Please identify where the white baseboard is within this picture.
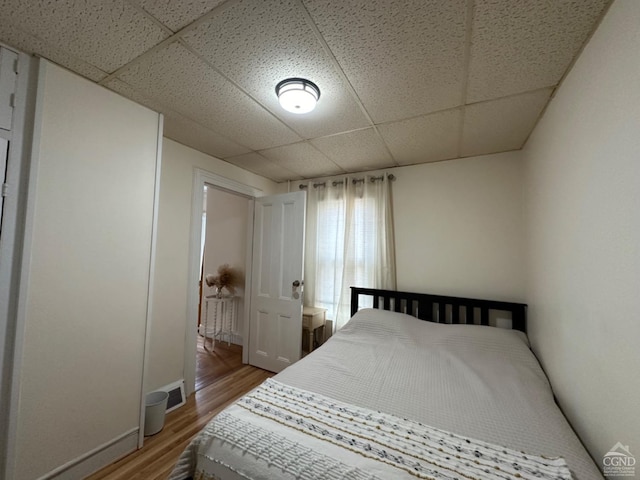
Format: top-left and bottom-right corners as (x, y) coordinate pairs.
(37, 428), (138, 480)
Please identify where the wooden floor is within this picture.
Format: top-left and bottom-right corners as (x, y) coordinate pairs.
(87, 336), (272, 480)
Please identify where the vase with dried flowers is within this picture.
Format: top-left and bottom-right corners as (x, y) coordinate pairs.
(205, 264), (241, 298)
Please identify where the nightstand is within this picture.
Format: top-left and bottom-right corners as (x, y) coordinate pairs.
(302, 306), (326, 355)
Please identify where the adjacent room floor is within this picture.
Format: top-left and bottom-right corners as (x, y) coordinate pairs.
(196, 334), (244, 392)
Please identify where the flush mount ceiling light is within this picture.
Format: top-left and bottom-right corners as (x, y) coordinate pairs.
(275, 78), (320, 114)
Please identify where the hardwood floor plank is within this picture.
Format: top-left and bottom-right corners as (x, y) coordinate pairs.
(86, 337), (272, 480)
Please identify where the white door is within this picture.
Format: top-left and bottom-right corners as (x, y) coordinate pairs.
(249, 191), (305, 372)
(0, 138), (7, 234)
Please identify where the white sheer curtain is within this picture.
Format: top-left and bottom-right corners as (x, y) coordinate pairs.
(304, 174), (396, 330)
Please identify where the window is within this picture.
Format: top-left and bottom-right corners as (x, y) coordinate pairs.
(304, 176), (396, 329)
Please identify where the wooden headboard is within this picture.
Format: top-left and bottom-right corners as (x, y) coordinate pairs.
(350, 287), (527, 332)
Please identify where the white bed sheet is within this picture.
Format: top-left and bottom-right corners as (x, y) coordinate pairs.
(173, 308), (603, 479)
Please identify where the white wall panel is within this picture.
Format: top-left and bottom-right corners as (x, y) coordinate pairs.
(523, 0), (640, 465)
(13, 60), (159, 480)
(392, 152), (525, 302)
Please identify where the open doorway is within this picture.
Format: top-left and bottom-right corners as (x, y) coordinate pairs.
(184, 169), (263, 397)
(196, 184), (252, 391)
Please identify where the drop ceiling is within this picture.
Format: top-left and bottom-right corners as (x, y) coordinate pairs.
(0, 0), (611, 182)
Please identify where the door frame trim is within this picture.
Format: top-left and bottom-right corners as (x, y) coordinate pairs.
(184, 168), (263, 396)
(138, 113), (164, 448)
(1, 50), (38, 480)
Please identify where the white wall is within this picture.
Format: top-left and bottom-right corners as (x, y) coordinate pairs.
(148, 139), (278, 391)
(522, 0), (640, 466)
(13, 61), (160, 479)
(201, 187), (250, 344)
(290, 151), (526, 304)
(393, 152), (525, 301)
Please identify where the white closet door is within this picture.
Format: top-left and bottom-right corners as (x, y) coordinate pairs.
(11, 60), (160, 480)
(0, 48), (18, 131)
(0, 137), (6, 233)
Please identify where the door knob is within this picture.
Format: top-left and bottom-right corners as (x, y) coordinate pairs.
(292, 280), (303, 299)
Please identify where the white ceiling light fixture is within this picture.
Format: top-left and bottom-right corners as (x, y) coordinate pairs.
(275, 78), (320, 114)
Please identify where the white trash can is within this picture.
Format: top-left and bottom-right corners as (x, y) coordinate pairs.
(144, 391), (169, 436)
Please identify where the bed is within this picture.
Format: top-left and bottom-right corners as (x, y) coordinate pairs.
(171, 287), (603, 480)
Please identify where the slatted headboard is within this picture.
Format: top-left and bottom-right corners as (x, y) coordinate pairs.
(350, 287), (527, 332)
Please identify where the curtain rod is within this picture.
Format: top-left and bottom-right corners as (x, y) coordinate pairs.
(299, 173), (395, 189)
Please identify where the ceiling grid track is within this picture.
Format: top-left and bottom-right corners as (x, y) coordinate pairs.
(457, 0), (476, 158)
(99, 0), (240, 85)
(176, 39), (303, 140)
(295, 0), (400, 167)
(123, 0), (175, 36)
(0, 0), (613, 181)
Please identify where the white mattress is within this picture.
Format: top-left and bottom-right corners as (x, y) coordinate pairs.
(172, 308), (603, 479)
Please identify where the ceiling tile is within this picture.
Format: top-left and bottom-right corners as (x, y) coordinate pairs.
(378, 109), (462, 165)
(162, 113), (251, 159)
(260, 142), (344, 179)
(105, 78), (251, 158)
(225, 152), (301, 183)
(117, 42), (301, 151)
(0, 0), (610, 180)
(462, 89), (553, 157)
(105, 77), (158, 108)
(135, 0), (227, 32)
(467, 0), (610, 102)
(1, 0), (169, 73)
(0, 22), (108, 82)
(303, 0), (468, 123)
(311, 128), (395, 172)
(180, 0), (370, 139)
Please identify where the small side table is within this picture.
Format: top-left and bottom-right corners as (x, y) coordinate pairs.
(302, 306), (326, 355)
(203, 295), (237, 352)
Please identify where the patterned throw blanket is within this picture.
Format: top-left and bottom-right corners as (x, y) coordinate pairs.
(170, 379), (572, 480)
